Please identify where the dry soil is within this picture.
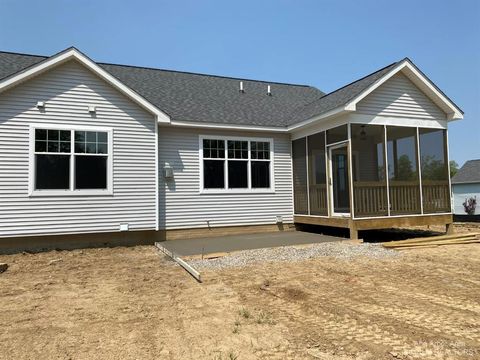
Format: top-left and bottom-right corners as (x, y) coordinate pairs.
(0, 224), (479, 359)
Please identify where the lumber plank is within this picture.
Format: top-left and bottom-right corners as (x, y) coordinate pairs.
(386, 238), (479, 247)
(396, 245), (440, 250)
(387, 239), (480, 249)
(382, 233), (478, 246)
(383, 236), (477, 247)
(155, 242), (202, 282)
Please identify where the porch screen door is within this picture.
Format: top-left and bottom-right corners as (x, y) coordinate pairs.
(330, 145), (350, 215)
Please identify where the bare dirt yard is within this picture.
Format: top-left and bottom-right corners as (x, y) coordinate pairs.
(1, 224), (479, 360)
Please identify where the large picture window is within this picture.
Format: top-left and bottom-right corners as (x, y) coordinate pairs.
(32, 127), (111, 194)
(201, 137), (273, 192)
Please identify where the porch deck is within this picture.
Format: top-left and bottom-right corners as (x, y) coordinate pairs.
(294, 213), (453, 240)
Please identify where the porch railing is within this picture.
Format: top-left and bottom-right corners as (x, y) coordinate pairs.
(353, 181), (430, 216)
(422, 180), (450, 213)
(388, 181), (422, 214)
(300, 181), (450, 217)
(309, 184), (328, 215)
(353, 182), (388, 217)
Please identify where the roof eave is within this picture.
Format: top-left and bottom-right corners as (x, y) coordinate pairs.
(168, 119), (289, 132)
(287, 106), (351, 132)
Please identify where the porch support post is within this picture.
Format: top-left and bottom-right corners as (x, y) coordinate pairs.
(446, 222), (454, 235)
(347, 124), (355, 218)
(348, 219), (359, 240)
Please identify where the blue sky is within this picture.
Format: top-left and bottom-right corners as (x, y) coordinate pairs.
(0, 0), (479, 166)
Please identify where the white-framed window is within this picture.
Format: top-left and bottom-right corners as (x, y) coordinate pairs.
(199, 135), (274, 193)
(29, 124), (113, 196)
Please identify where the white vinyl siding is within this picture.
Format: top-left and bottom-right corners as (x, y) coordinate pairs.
(0, 60), (157, 237)
(158, 127), (293, 229)
(357, 73), (447, 120)
(452, 183), (480, 215)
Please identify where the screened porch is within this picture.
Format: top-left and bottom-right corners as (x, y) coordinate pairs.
(292, 123), (451, 220)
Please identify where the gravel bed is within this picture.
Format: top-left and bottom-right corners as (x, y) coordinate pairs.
(188, 242), (400, 270)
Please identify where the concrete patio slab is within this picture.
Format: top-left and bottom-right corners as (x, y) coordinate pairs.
(159, 230), (344, 257)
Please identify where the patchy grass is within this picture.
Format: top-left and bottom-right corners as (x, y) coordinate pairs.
(238, 307), (251, 319)
(255, 311), (276, 325)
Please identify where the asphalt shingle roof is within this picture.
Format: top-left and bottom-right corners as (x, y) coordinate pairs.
(1, 50), (449, 127)
(0, 51), (326, 127)
(452, 160), (480, 184)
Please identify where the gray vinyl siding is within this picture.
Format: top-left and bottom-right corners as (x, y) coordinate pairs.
(0, 60), (157, 237)
(357, 73), (446, 120)
(158, 127), (293, 229)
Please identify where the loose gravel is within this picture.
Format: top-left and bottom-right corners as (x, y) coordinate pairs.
(188, 242), (400, 270)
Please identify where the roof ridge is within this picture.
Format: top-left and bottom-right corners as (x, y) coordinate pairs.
(99, 61), (318, 88)
(0, 49), (319, 89)
(0, 50), (47, 58)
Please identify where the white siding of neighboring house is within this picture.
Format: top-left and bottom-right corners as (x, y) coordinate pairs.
(357, 73), (447, 120)
(0, 60), (157, 237)
(452, 183), (480, 215)
(158, 127), (293, 229)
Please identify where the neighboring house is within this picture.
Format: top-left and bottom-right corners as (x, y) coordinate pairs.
(0, 47), (464, 248)
(452, 160), (480, 215)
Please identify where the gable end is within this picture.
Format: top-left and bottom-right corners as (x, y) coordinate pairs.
(356, 72), (447, 120)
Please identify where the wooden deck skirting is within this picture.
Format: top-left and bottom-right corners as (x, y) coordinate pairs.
(294, 213), (453, 240)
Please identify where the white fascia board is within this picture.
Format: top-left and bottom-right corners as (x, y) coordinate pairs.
(168, 119), (288, 132)
(0, 48), (171, 123)
(168, 106), (350, 134)
(286, 106), (349, 131)
(344, 60), (463, 121)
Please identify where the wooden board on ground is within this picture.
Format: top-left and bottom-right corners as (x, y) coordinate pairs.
(155, 242), (202, 282)
(383, 232), (479, 250)
(382, 233), (479, 247)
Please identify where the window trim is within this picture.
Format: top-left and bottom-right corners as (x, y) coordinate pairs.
(199, 135), (275, 194)
(29, 124), (113, 197)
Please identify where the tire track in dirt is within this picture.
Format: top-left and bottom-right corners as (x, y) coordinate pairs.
(379, 285), (480, 315)
(255, 285), (453, 359)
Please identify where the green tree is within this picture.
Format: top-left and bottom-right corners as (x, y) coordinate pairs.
(396, 155), (415, 180)
(449, 160), (459, 178)
(421, 155), (447, 180)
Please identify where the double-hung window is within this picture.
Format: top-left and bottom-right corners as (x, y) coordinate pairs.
(201, 136), (273, 192)
(31, 126), (112, 195)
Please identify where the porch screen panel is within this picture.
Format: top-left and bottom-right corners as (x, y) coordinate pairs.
(351, 125), (388, 217)
(307, 132), (327, 215)
(292, 138), (308, 214)
(419, 128), (450, 213)
(387, 126), (421, 215)
(326, 125), (348, 144)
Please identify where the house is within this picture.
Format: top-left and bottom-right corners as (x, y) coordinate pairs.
(0, 47), (463, 249)
(452, 159), (480, 216)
